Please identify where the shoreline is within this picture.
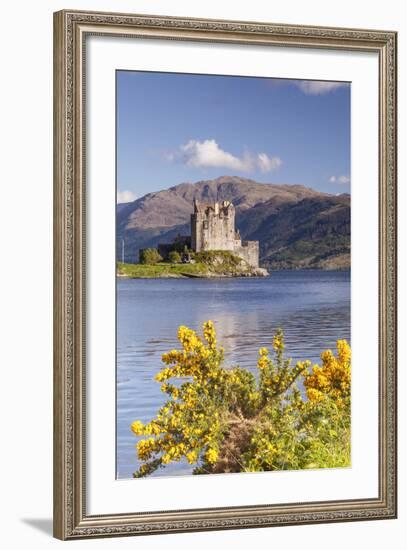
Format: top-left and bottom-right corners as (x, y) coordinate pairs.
(116, 260), (268, 279)
(117, 265), (350, 280)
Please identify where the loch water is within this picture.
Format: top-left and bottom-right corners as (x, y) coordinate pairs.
(116, 270), (350, 479)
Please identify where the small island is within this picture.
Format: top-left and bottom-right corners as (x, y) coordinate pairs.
(117, 250), (268, 279)
(118, 199), (269, 279)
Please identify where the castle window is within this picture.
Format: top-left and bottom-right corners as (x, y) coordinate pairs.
(203, 221), (209, 229)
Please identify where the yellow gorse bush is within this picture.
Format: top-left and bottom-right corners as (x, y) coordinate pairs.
(304, 339), (351, 406)
(131, 321), (351, 477)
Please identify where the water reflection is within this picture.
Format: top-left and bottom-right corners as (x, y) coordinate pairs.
(116, 271), (350, 479)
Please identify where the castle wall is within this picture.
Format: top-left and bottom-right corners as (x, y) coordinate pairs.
(203, 210), (235, 251)
(234, 241), (259, 269)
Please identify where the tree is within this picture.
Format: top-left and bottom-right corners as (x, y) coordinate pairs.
(168, 250), (181, 264)
(131, 322), (351, 477)
(139, 248), (162, 265)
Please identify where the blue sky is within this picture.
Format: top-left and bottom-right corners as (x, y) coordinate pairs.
(116, 71), (350, 203)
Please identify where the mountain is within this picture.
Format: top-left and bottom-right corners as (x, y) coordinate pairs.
(117, 176), (350, 270)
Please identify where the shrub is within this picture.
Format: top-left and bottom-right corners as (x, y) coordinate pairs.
(139, 248), (163, 265)
(195, 250), (242, 267)
(131, 322), (351, 477)
(168, 250), (182, 264)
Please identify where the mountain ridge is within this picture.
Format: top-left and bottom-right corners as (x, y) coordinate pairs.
(116, 176), (350, 270)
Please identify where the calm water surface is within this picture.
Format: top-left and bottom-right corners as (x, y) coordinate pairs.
(116, 271), (350, 479)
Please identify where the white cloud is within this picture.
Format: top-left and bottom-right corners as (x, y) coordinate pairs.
(117, 190), (137, 203)
(257, 152), (282, 173)
(296, 81), (347, 95)
(329, 175), (350, 184)
(168, 139), (282, 174)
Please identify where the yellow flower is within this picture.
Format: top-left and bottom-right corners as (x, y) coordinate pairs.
(205, 448), (218, 464)
(155, 368), (173, 382)
(136, 437), (156, 460)
(304, 339), (351, 403)
(272, 331), (285, 353)
(257, 355), (270, 371)
(337, 339), (351, 366)
(186, 451), (198, 464)
(306, 388), (323, 402)
(203, 320), (217, 349)
(130, 420), (144, 435)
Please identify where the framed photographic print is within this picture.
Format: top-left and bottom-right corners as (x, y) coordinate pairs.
(53, 9), (397, 540)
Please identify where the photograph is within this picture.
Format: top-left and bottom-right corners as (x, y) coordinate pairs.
(115, 70), (351, 480)
(52, 8), (397, 539)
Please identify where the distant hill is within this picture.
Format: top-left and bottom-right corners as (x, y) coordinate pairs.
(116, 202), (132, 214)
(116, 176), (350, 270)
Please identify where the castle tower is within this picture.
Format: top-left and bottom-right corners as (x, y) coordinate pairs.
(191, 199), (236, 252)
(190, 199), (259, 268)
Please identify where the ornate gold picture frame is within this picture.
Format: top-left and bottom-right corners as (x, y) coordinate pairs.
(53, 9), (397, 540)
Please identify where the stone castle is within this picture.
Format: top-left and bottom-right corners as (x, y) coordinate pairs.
(190, 199), (259, 268)
(156, 200), (259, 268)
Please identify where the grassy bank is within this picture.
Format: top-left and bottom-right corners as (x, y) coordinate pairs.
(117, 261), (208, 279)
(117, 251), (268, 279)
